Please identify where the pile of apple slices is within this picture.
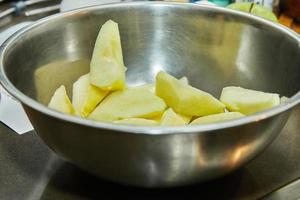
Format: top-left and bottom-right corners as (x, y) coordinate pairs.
(48, 20), (285, 126)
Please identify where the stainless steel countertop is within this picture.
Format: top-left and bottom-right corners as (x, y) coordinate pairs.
(1, 1), (300, 199)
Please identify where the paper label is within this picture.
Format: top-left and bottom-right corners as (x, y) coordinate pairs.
(0, 85), (33, 134)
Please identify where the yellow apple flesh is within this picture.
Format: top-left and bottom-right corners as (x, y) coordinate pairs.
(90, 20), (126, 91)
(156, 71), (225, 116)
(160, 108), (191, 126)
(89, 88), (167, 122)
(48, 85), (75, 114)
(113, 118), (159, 126)
(220, 86), (280, 115)
(191, 112), (244, 125)
(72, 74), (108, 117)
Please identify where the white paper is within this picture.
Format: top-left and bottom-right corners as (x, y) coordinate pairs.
(0, 86), (33, 134)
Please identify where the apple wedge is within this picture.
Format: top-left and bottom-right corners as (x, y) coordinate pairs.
(156, 71), (225, 116)
(180, 76), (189, 85)
(132, 76), (189, 94)
(113, 118), (159, 126)
(220, 86), (280, 115)
(133, 83), (155, 93)
(90, 20), (126, 91)
(48, 85), (75, 114)
(160, 108), (191, 126)
(72, 74), (108, 117)
(89, 88), (167, 122)
(191, 112), (245, 125)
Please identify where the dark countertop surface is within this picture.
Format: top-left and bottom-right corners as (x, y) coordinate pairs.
(0, 105), (300, 200)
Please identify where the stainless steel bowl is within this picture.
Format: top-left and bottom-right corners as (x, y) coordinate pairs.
(1, 2), (300, 187)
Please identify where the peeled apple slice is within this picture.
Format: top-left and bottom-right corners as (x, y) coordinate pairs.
(180, 76), (189, 85)
(48, 85), (74, 114)
(89, 88), (167, 122)
(156, 71), (225, 116)
(90, 20), (126, 91)
(113, 118), (159, 126)
(72, 74), (108, 117)
(220, 86), (280, 115)
(160, 108), (191, 126)
(191, 112), (245, 125)
(132, 76), (189, 94)
(151, 113), (163, 122)
(133, 83), (155, 93)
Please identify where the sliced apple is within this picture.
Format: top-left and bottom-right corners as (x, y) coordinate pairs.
(133, 83), (155, 93)
(114, 118), (159, 126)
(181, 114), (192, 123)
(151, 113), (164, 122)
(160, 108), (191, 126)
(220, 86), (280, 115)
(72, 74), (108, 117)
(191, 112), (245, 125)
(90, 20), (126, 91)
(131, 76), (189, 94)
(89, 88), (167, 122)
(156, 71), (225, 116)
(180, 76), (189, 85)
(48, 85), (74, 114)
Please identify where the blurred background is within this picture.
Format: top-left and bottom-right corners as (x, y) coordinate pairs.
(0, 0), (299, 33)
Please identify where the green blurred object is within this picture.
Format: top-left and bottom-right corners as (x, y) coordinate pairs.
(227, 3), (278, 22)
(228, 2), (252, 12)
(251, 4), (278, 22)
(208, 0), (230, 7)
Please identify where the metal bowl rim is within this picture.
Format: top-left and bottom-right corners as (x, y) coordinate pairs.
(1, 2), (300, 135)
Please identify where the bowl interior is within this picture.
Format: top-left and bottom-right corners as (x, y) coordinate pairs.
(3, 3), (300, 106)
